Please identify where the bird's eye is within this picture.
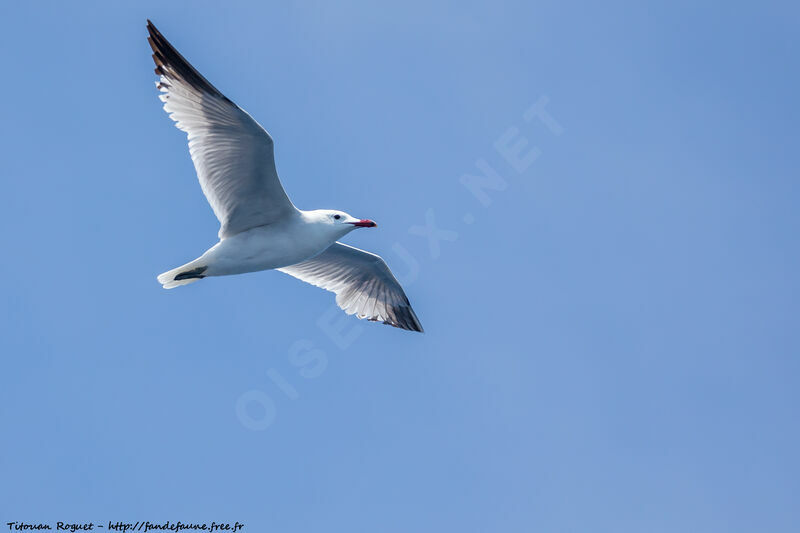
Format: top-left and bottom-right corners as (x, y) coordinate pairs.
(333, 214), (341, 220)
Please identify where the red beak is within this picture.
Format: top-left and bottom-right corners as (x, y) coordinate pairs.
(349, 219), (377, 228)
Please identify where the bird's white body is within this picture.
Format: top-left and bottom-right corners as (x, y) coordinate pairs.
(190, 212), (354, 276)
(201, 219), (324, 276)
(158, 210), (360, 286)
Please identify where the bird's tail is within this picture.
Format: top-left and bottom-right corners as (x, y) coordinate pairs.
(157, 260), (208, 289)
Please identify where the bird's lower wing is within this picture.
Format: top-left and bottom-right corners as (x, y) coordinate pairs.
(278, 243), (424, 332)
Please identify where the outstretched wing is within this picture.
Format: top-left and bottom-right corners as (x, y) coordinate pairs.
(278, 243), (424, 332)
(147, 20), (296, 238)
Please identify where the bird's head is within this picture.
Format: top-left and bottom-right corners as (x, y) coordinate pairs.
(312, 209), (377, 237)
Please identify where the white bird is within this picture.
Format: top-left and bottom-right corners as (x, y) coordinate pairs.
(147, 21), (423, 332)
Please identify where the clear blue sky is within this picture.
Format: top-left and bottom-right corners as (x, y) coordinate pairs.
(2, 1), (799, 531)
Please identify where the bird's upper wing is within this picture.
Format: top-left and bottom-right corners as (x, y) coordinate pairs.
(278, 243), (424, 332)
(147, 20), (296, 239)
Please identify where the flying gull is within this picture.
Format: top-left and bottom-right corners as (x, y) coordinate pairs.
(146, 20), (423, 332)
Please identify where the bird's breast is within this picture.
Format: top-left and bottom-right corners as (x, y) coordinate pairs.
(204, 222), (335, 276)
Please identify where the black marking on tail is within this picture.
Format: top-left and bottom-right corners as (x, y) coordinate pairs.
(174, 266), (207, 281)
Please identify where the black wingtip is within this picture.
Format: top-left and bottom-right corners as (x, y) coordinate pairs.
(145, 19), (227, 100)
(382, 305), (424, 332)
(411, 307), (424, 332)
